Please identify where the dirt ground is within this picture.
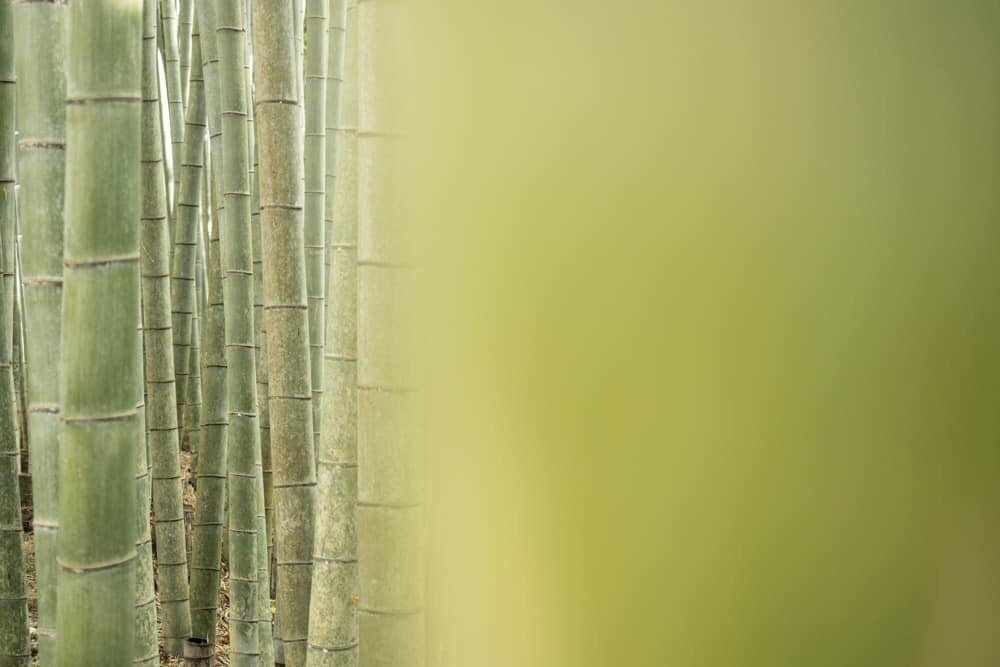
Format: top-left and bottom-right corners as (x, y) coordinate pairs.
(23, 451), (232, 666)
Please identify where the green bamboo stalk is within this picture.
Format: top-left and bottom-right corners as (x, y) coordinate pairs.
(178, 0), (194, 109)
(133, 294), (158, 667)
(243, 7), (277, 663)
(357, 0), (424, 664)
(322, 0), (344, 370)
(304, 0), (330, 468)
(186, 248), (204, 463)
(160, 0), (184, 218)
(170, 14), (206, 457)
(10, 1), (65, 663)
(307, 1), (358, 665)
(141, 0), (193, 656)
(189, 142), (228, 644)
(216, 0), (261, 663)
(0, 3), (29, 663)
(57, 1), (142, 664)
(253, 2), (317, 665)
(189, 3), (228, 645)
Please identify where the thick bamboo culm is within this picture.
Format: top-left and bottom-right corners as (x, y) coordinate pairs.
(356, 0), (425, 664)
(183, 637), (214, 667)
(307, 0), (359, 665)
(56, 1), (142, 664)
(0, 3), (30, 664)
(140, 0), (192, 656)
(9, 0), (64, 663)
(253, 1), (318, 665)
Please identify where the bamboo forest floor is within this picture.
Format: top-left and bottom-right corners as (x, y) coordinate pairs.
(21, 451), (232, 666)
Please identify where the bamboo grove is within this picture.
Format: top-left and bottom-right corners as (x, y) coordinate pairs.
(0, 0), (419, 665)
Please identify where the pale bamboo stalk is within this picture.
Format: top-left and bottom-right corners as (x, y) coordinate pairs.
(178, 0), (194, 109)
(216, 0), (262, 663)
(306, 1), (358, 665)
(141, 0), (193, 656)
(304, 0), (330, 468)
(357, 0), (424, 664)
(0, 3), (29, 663)
(253, 1), (317, 665)
(133, 294), (158, 667)
(57, 1), (142, 663)
(10, 1), (65, 663)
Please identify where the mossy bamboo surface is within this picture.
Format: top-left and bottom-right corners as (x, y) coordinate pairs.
(189, 6), (229, 644)
(57, 1), (142, 664)
(132, 299), (158, 667)
(0, 3), (30, 663)
(141, 0), (192, 655)
(216, 0), (262, 663)
(253, 1), (318, 664)
(178, 0), (194, 109)
(307, 1), (358, 665)
(304, 0), (330, 468)
(10, 1), (64, 663)
(356, 0), (424, 664)
(170, 18), (206, 453)
(160, 0), (184, 217)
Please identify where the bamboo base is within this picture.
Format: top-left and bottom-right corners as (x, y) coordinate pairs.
(184, 637), (214, 666)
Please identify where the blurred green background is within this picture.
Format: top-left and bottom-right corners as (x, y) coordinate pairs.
(399, 2), (1000, 665)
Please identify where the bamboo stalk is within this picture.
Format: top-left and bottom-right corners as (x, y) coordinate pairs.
(170, 12), (207, 460)
(9, 1), (65, 663)
(216, 0), (262, 663)
(304, 0), (331, 471)
(141, 0), (193, 655)
(253, 2), (317, 665)
(189, 6), (229, 645)
(57, 1), (142, 663)
(160, 0), (185, 219)
(178, 0), (194, 109)
(0, 3), (29, 664)
(306, 1), (359, 665)
(356, 0), (424, 663)
(133, 291), (159, 667)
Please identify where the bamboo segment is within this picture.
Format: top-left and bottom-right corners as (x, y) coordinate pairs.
(133, 296), (159, 667)
(189, 141), (228, 643)
(57, 1), (142, 664)
(191, 2), (229, 642)
(178, 0), (194, 109)
(141, 0), (193, 656)
(171, 16), (207, 458)
(184, 637), (214, 667)
(243, 9), (277, 663)
(323, 0), (345, 365)
(0, 3), (29, 664)
(253, 2), (318, 665)
(10, 1), (64, 663)
(356, 0), (424, 665)
(216, 0), (262, 663)
(307, 1), (359, 665)
(160, 0), (185, 217)
(305, 0), (331, 468)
